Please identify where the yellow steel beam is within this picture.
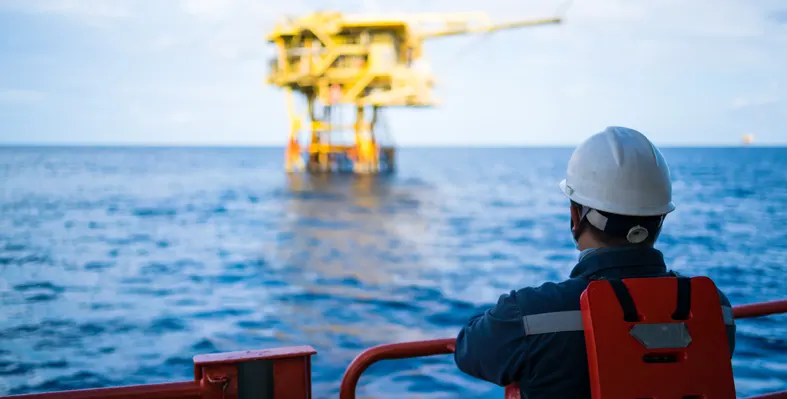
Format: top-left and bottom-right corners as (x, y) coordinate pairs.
(420, 17), (561, 39)
(342, 70), (375, 102)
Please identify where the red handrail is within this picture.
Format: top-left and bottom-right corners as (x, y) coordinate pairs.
(339, 299), (787, 399)
(339, 339), (456, 399)
(734, 299), (787, 319)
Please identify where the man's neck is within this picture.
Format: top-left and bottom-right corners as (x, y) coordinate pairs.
(578, 247), (598, 261)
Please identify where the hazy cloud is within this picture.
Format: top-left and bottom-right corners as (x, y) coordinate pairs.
(770, 9), (787, 24)
(731, 96), (780, 110)
(0, 89), (47, 104)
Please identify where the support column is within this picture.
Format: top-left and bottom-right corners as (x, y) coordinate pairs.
(284, 88), (304, 173)
(353, 105), (378, 174)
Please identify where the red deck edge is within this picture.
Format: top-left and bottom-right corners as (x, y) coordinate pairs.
(1, 382), (200, 399)
(193, 345), (317, 365)
(192, 345), (317, 380)
(746, 392), (787, 399)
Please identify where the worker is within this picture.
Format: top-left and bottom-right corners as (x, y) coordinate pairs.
(453, 126), (736, 398)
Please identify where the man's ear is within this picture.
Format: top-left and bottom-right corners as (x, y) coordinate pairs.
(570, 205), (580, 234)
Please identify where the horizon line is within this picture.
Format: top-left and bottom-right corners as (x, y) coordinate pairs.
(0, 143), (784, 149)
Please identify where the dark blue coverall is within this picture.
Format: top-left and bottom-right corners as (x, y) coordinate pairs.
(454, 246), (736, 399)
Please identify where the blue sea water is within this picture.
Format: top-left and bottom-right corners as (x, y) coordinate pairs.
(0, 146), (786, 398)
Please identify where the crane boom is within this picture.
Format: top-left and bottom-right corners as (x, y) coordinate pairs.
(341, 12), (562, 39)
(420, 17), (562, 39)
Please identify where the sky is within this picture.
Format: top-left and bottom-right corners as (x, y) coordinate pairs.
(0, 0), (786, 146)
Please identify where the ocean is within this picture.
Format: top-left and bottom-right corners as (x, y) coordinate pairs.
(1, 146), (785, 398)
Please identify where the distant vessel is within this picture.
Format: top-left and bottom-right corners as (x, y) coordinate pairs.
(742, 134), (755, 145)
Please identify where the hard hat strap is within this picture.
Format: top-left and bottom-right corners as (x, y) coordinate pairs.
(586, 208), (649, 244)
(579, 205), (665, 244)
(586, 209), (608, 231)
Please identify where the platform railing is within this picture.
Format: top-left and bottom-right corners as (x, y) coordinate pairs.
(3, 300), (786, 399)
(339, 299), (787, 399)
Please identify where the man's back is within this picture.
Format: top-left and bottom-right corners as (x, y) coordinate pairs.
(453, 246), (736, 399)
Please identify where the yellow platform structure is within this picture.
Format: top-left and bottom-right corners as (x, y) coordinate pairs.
(266, 11), (561, 174)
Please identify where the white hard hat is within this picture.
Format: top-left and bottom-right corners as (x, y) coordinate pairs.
(559, 126), (675, 216)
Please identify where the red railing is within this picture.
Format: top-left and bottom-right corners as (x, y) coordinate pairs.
(339, 339), (457, 399)
(339, 299), (787, 399)
(2, 300), (786, 399)
(733, 299), (787, 319)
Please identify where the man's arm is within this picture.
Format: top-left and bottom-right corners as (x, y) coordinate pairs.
(454, 290), (528, 386)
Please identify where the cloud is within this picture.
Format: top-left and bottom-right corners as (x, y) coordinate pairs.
(1, 0), (786, 145)
(731, 96), (780, 110)
(127, 105), (196, 128)
(0, 0), (133, 20)
(165, 111), (194, 126)
(771, 9), (787, 24)
(0, 89), (47, 104)
(38, 0), (130, 18)
(730, 81), (783, 110)
(6, 0), (785, 59)
(150, 36), (179, 51)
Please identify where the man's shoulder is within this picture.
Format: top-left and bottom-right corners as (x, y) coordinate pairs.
(513, 277), (590, 316)
(669, 271), (733, 307)
(511, 272), (733, 315)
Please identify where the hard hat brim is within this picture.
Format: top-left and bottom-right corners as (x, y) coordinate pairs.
(559, 179), (676, 217)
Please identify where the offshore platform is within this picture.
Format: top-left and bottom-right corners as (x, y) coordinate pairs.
(266, 11), (562, 174)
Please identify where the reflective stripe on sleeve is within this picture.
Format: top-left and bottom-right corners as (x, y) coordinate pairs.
(522, 305), (735, 336)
